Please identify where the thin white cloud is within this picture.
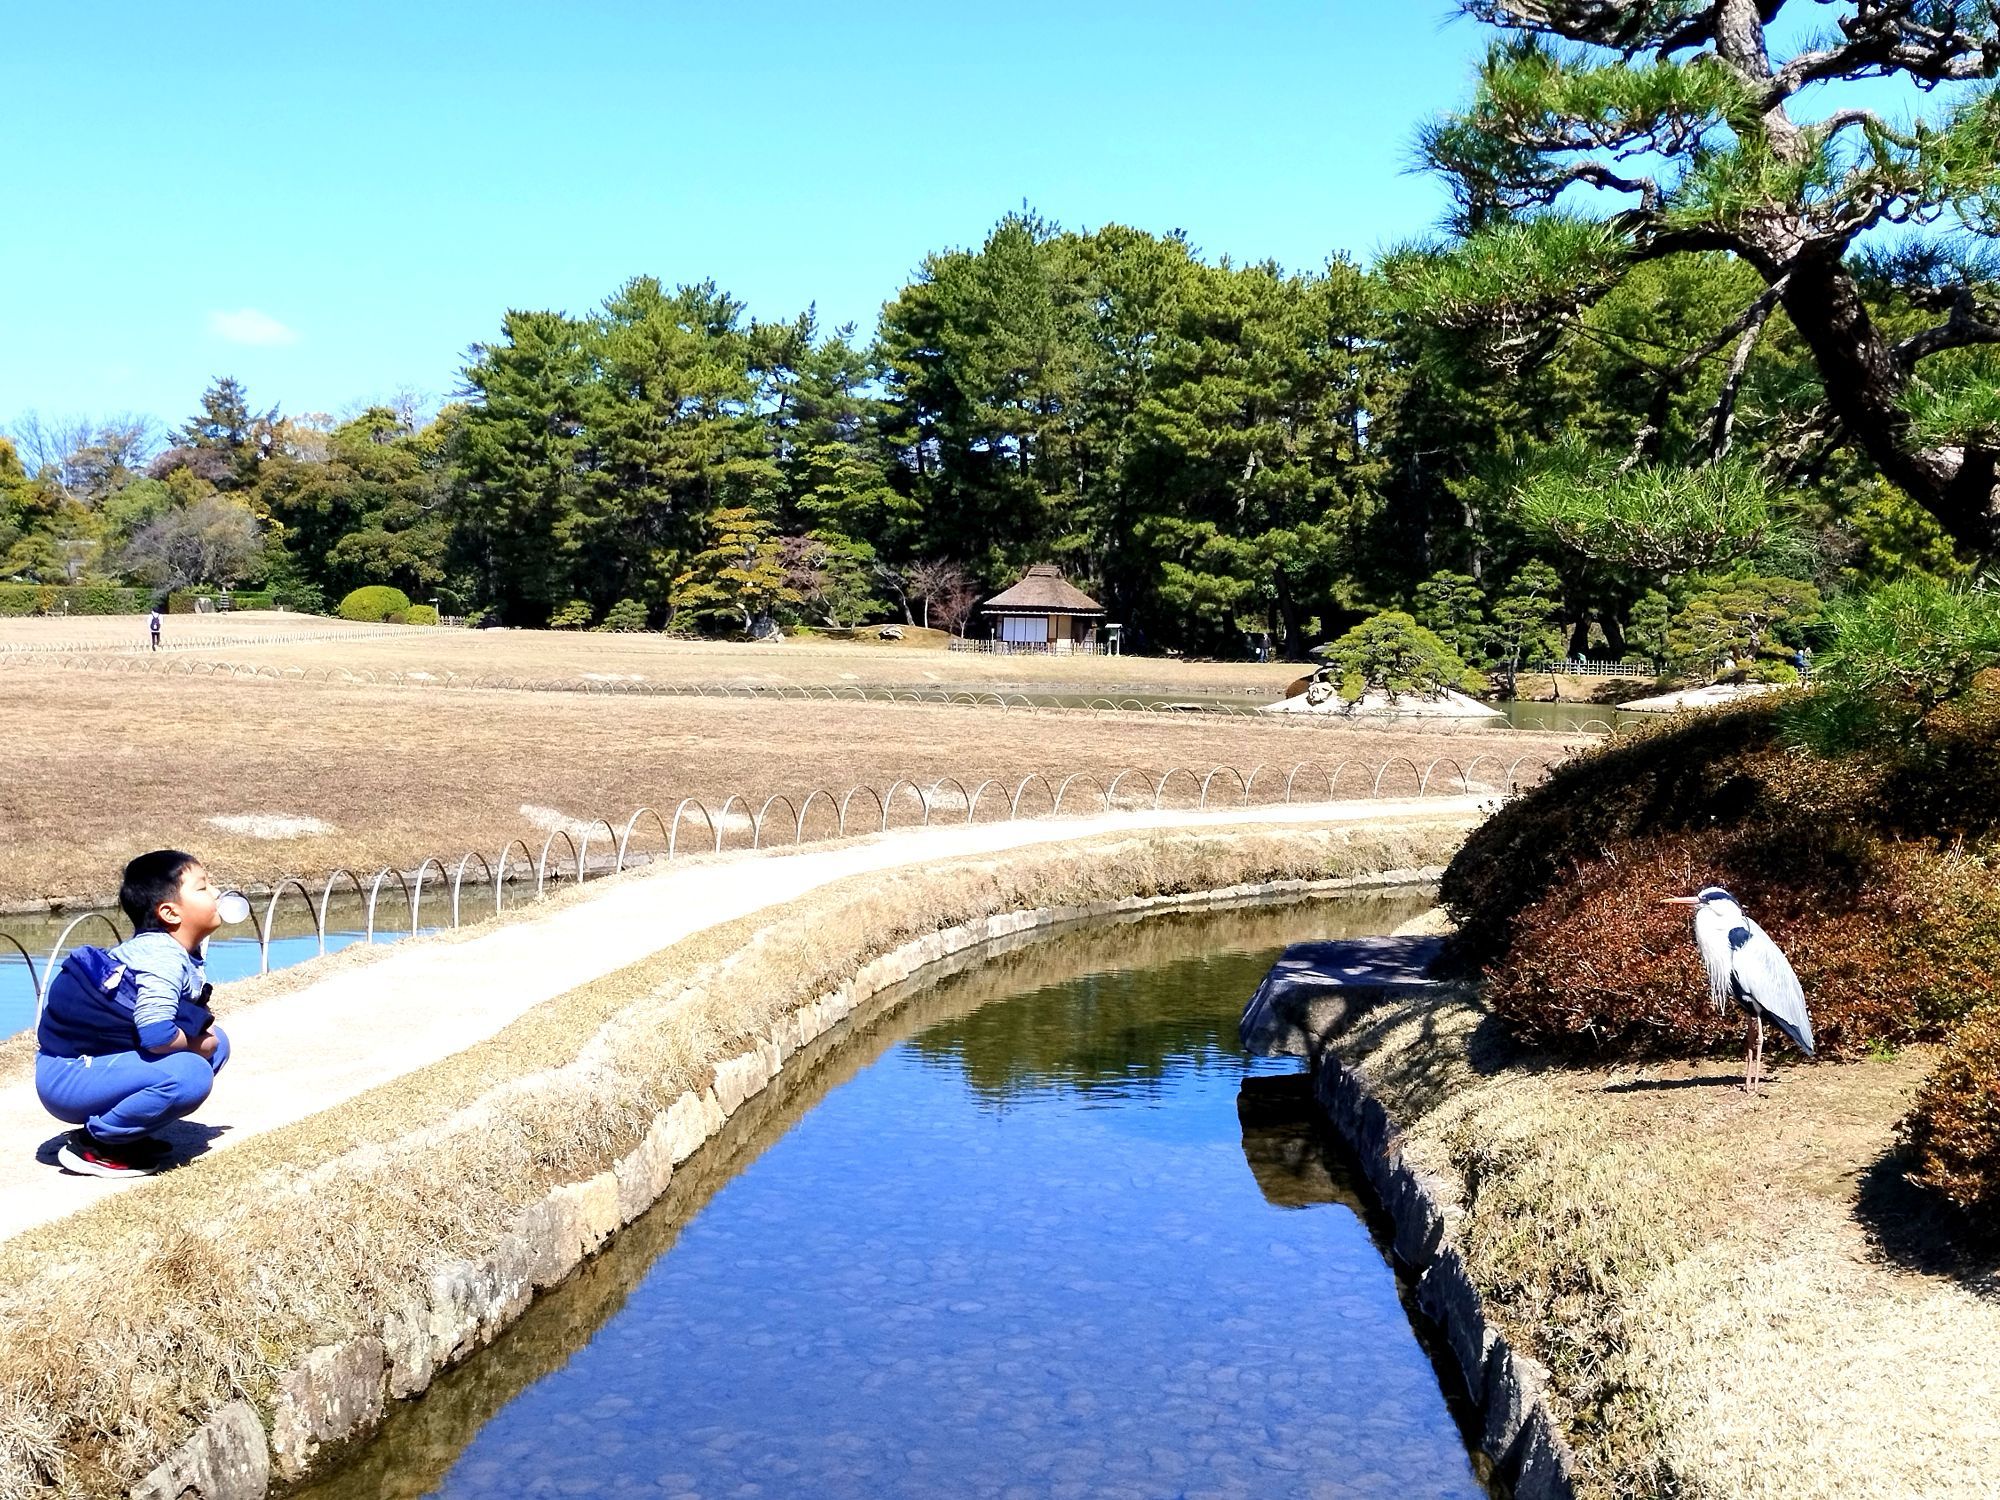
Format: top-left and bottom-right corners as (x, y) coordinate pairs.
(208, 308), (300, 347)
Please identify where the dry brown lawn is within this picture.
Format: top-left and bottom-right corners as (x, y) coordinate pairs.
(1347, 990), (2000, 1500)
(0, 661), (1573, 908)
(2, 612), (1302, 694)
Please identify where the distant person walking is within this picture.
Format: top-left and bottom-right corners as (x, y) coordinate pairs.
(148, 609), (162, 651)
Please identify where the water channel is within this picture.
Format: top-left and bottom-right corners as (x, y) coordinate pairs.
(295, 893), (1488, 1500)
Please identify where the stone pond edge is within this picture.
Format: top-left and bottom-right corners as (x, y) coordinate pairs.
(133, 863), (1453, 1499)
(1311, 1045), (1580, 1500)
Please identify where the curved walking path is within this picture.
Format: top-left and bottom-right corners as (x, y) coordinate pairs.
(0, 796), (1484, 1246)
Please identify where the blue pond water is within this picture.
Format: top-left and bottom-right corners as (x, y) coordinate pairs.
(298, 898), (1486, 1500)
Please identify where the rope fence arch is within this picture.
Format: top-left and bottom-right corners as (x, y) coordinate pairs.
(1010, 773), (1056, 820)
(452, 851), (496, 926)
(409, 855), (452, 933)
(258, 879), (323, 972)
(1, 935), (40, 1018)
(1200, 765), (1249, 809)
(366, 867), (414, 942)
(572, 819), (621, 884)
(879, 779), (932, 830)
(1153, 767), (1201, 810)
(615, 808), (672, 873)
(492, 840), (536, 910)
(793, 787), (841, 843)
(43, 913), (126, 1018)
(713, 793), (757, 850)
(1371, 757), (1424, 797)
(536, 829), (581, 896)
(752, 794), (799, 849)
(5, 750), (1575, 1014)
(667, 798), (718, 859)
(925, 777), (973, 824)
(1052, 771), (1109, 816)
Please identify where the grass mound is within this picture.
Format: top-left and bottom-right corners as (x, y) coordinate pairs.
(1440, 689), (2000, 1229)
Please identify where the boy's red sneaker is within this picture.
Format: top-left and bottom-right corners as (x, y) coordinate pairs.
(56, 1129), (160, 1178)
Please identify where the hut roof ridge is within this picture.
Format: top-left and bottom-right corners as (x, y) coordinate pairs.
(982, 563), (1103, 614)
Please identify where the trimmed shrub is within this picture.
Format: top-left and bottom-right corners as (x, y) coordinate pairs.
(0, 583), (150, 616)
(548, 599), (593, 630)
(403, 604), (438, 626)
(166, 589), (274, 613)
(270, 580), (326, 614)
(1482, 830), (2000, 1058)
(1904, 1006), (2000, 1229)
(1444, 691), (2000, 1059)
(337, 585), (413, 622)
(599, 598), (649, 632)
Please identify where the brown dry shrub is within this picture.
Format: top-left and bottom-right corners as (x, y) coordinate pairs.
(1484, 830), (2000, 1059)
(1904, 1005), (2000, 1228)
(1441, 688), (2000, 976)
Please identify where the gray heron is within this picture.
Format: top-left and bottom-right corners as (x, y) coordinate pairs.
(1662, 885), (1814, 1092)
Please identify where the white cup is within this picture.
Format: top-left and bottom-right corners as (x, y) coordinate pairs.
(217, 891), (252, 925)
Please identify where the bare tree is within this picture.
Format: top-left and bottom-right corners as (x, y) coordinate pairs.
(904, 558), (975, 630)
(4, 411), (158, 504)
(121, 497), (266, 591)
(932, 579), (979, 636)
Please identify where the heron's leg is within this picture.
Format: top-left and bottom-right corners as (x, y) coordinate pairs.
(1743, 1020), (1756, 1093)
(1754, 1015), (1766, 1092)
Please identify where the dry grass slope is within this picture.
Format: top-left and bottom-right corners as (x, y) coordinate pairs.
(1343, 991), (2000, 1500)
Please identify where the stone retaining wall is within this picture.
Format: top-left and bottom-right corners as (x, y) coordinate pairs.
(1310, 1040), (1578, 1500)
(133, 867), (1447, 1499)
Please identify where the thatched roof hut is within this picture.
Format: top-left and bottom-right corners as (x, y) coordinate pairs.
(978, 564), (1106, 650)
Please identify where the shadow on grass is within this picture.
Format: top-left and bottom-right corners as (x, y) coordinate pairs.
(1853, 1147), (2000, 1293)
(1600, 1072), (1751, 1093)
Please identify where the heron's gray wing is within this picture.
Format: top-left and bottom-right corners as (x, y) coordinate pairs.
(1691, 905), (1735, 1011)
(1734, 917), (1813, 1056)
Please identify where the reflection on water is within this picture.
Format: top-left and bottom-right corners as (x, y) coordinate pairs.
(296, 892), (1485, 1500)
(1496, 697), (1644, 734)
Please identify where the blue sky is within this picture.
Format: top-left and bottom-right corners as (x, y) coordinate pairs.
(1, 2), (1495, 430)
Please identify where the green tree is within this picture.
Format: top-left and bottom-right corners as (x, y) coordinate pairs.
(257, 407), (451, 602)
(672, 506), (801, 633)
(1626, 588), (1674, 668)
(1322, 611), (1480, 701)
(1412, 1), (2000, 552)
(1414, 570), (1491, 664)
(452, 309), (597, 622)
(1488, 559), (1567, 683)
(1667, 574), (1822, 672)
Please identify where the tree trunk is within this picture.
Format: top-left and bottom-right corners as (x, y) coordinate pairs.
(1779, 253), (2000, 552)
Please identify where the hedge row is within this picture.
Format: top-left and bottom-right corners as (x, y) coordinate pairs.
(166, 590), (275, 614)
(0, 584), (154, 616)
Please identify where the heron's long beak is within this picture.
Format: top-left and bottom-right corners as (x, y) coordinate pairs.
(1660, 895), (1701, 905)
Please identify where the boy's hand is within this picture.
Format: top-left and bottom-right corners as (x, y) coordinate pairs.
(194, 1030), (220, 1060)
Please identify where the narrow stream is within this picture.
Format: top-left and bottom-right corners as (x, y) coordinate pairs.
(294, 894), (1487, 1500)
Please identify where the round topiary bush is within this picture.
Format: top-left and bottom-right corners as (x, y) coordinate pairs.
(337, 585), (413, 623)
(404, 604), (438, 626)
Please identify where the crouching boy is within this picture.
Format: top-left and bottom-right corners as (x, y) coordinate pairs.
(36, 850), (231, 1177)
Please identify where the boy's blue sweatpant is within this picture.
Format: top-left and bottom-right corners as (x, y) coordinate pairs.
(35, 1030), (230, 1142)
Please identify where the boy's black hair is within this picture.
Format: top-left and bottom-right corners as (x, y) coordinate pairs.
(119, 850), (201, 932)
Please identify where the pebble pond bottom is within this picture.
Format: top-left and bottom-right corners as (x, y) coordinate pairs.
(298, 895), (1486, 1500)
